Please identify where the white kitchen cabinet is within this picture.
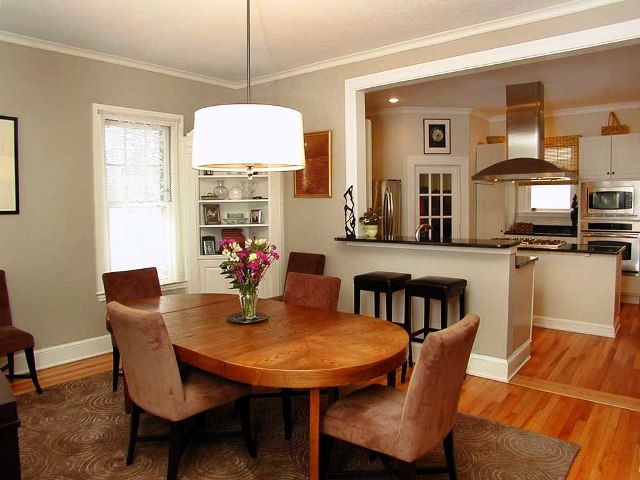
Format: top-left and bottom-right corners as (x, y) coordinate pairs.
(198, 259), (230, 293)
(580, 134), (640, 180)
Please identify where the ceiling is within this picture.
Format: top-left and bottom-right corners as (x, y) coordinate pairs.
(365, 43), (640, 115)
(0, 0), (614, 86)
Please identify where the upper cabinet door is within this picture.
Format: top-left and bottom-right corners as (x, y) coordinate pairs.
(579, 136), (611, 180)
(611, 134), (640, 179)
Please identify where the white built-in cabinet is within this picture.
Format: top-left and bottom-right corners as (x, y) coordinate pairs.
(579, 134), (640, 180)
(182, 131), (284, 297)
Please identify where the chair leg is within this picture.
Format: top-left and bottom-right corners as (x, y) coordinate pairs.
(405, 292), (413, 366)
(126, 403), (141, 466)
(398, 460), (416, 480)
(319, 433), (334, 479)
(459, 292), (466, 320)
(24, 348), (42, 394)
(424, 297), (431, 331)
(443, 430), (457, 480)
(112, 346), (120, 392)
(7, 352), (15, 379)
(238, 396), (257, 458)
(281, 388), (293, 440)
(167, 419), (188, 480)
(353, 286), (361, 314)
(401, 361), (407, 384)
(386, 371), (396, 388)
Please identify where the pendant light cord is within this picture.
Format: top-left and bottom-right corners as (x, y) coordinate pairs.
(246, 0), (251, 104)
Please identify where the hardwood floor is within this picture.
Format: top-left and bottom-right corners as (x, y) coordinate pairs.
(9, 303), (640, 478)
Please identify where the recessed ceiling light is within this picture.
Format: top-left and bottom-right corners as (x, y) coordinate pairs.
(388, 97), (399, 104)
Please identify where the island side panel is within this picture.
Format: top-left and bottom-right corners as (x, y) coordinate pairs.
(507, 260), (535, 378)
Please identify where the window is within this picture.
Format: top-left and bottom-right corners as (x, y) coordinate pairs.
(530, 184), (571, 210)
(415, 166), (460, 240)
(93, 105), (184, 295)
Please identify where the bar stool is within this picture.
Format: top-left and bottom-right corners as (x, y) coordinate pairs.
(404, 276), (467, 366)
(354, 271), (411, 385)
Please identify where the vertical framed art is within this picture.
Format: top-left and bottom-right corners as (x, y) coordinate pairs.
(295, 130), (332, 197)
(423, 119), (451, 154)
(0, 116), (19, 214)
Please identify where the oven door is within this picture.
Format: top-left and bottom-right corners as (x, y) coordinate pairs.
(582, 232), (639, 272)
(586, 187), (634, 215)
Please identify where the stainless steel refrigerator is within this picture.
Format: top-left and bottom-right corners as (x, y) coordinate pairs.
(372, 179), (402, 237)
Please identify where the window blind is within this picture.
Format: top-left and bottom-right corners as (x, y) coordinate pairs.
(102, 118), (183, 285)
(519, 135), (580, 186)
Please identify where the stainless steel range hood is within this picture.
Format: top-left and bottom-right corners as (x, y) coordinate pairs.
(473, 82), (576, 183)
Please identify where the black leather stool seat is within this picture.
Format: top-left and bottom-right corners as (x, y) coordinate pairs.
(405, 276), (467, 297)
(354, 271), (412, 292)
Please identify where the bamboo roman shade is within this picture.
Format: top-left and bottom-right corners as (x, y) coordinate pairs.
(519, 135), (580, 186)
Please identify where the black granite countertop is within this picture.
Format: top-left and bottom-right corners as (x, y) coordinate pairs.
(515, 255), (539, 268)
(335, 236), (520, 249)
(518, 244), (625, 255)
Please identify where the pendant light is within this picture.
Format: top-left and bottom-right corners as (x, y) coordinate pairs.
(192, 0), (305, 177)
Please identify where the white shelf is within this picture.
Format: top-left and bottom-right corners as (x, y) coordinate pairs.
(199, 224), (269, 228)
(199, 174), (267, 179)
(199, 199), (269, 203)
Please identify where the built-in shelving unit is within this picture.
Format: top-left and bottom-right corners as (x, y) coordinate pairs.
(182, 131), (283, 296)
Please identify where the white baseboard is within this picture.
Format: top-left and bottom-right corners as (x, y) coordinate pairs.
(414, 339), (531, 383)
(8, 334), (112, 375)
(533, 315), (616, 338)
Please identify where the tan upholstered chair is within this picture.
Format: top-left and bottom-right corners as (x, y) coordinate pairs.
(106, 301), (256, 480)
(320, 313), (480, 480)
(102, 267), (161, 391)
(0, 270), (42, 394)
(271, 251), (326, 301)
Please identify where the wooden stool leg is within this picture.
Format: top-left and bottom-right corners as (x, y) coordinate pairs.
(424, 297), (430, 332)
(459, 291), (466, 320)
(405, 292), (413, 366)
(374, 291), (380, 318)
(441, 297), (448, 330)
(353, 286), (361, 314)
(385, 292), (393, 323)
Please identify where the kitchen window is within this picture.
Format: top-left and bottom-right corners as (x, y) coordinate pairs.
(93, 104), (185, 298)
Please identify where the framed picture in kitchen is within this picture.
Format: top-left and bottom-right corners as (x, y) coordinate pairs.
(423, 119), (451, 154)
(295, 130), (332, 198)
(203, 204), (221, 225)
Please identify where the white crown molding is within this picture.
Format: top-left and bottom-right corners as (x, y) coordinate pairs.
(0, 29), (239, 89)
(489, 100), (640, 122)
(0, 0), (624, 90)
(249, 0), (624, 87)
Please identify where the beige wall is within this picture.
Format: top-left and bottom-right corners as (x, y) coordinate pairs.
(252, 1), (640, 315)
(0, 41), (238, 349)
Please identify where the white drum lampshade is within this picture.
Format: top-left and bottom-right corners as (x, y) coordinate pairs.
(192, 104), (305, 172)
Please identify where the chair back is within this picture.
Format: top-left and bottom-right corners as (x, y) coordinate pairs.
(0, 271), (12, 327)
(286, 252), (326, 277)
(106, 301), (185, 420)
(398, 313), (479, 459)
(102, 267), (161, 303)
(282, 272), (341, 311)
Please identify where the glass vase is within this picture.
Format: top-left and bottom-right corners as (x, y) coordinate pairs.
(213, 180), (229, 200)
(238, 289), (258, 320)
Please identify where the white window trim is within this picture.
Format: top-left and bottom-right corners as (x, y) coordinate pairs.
(92, 103), (185, 299)
(517, 185), (574, 217)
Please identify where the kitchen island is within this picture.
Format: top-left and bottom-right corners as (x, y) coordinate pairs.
(335, 236), (534, 382)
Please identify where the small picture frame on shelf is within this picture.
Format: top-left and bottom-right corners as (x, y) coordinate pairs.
(250, 209), (262, 224)
(202, 236), (217, 255)
(203, 204), (221, 225)
(423, 119), (451, 154)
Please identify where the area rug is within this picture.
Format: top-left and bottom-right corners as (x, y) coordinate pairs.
(16, 372), (579, 479)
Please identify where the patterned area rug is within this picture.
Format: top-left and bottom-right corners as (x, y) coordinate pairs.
(16, 372), (579, 479)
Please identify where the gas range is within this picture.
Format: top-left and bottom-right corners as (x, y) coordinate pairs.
(494, 237), (567, 249)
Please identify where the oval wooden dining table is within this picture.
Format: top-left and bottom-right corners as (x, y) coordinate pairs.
(125, 293), (408, 480)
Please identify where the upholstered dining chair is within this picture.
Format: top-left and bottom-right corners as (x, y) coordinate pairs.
(106, 301), (256, 480)
(320, 313), (480, 480)
(271, 251), (326, 301)
(0, 270), (42, 394)
(102, 267), (161, 391)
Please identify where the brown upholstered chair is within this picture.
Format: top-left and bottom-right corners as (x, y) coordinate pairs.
(271, 251), (326, 301)
(320, 313), (480, 480)
(106, 301), (256, 480)
(282, 272), (341, 311)
(102, 267), (161, 391)
(0, 270), (42, 394)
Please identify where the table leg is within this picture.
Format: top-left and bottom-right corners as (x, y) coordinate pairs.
(309, 388), (321, 480)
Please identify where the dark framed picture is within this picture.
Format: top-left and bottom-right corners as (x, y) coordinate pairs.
(203, 204), (221, 225)
(423, 119), (451, 154)
(202, 235), (217, 255)
(250, 209), (262, 224)
(295, 130), (332, 197)
(0, 115), (19, 214)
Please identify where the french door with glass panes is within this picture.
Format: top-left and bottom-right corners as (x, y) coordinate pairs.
(415, 166), (459, 241)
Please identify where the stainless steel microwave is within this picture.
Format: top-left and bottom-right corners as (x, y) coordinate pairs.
(581, 181), (640, 216)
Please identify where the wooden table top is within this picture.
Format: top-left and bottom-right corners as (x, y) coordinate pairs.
(125, 293), (408, 389)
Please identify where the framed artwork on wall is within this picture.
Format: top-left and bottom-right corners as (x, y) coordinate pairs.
(294, 130), (332, 197)
(0, 116), (19, 214)
(423, 119), (451, 154)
